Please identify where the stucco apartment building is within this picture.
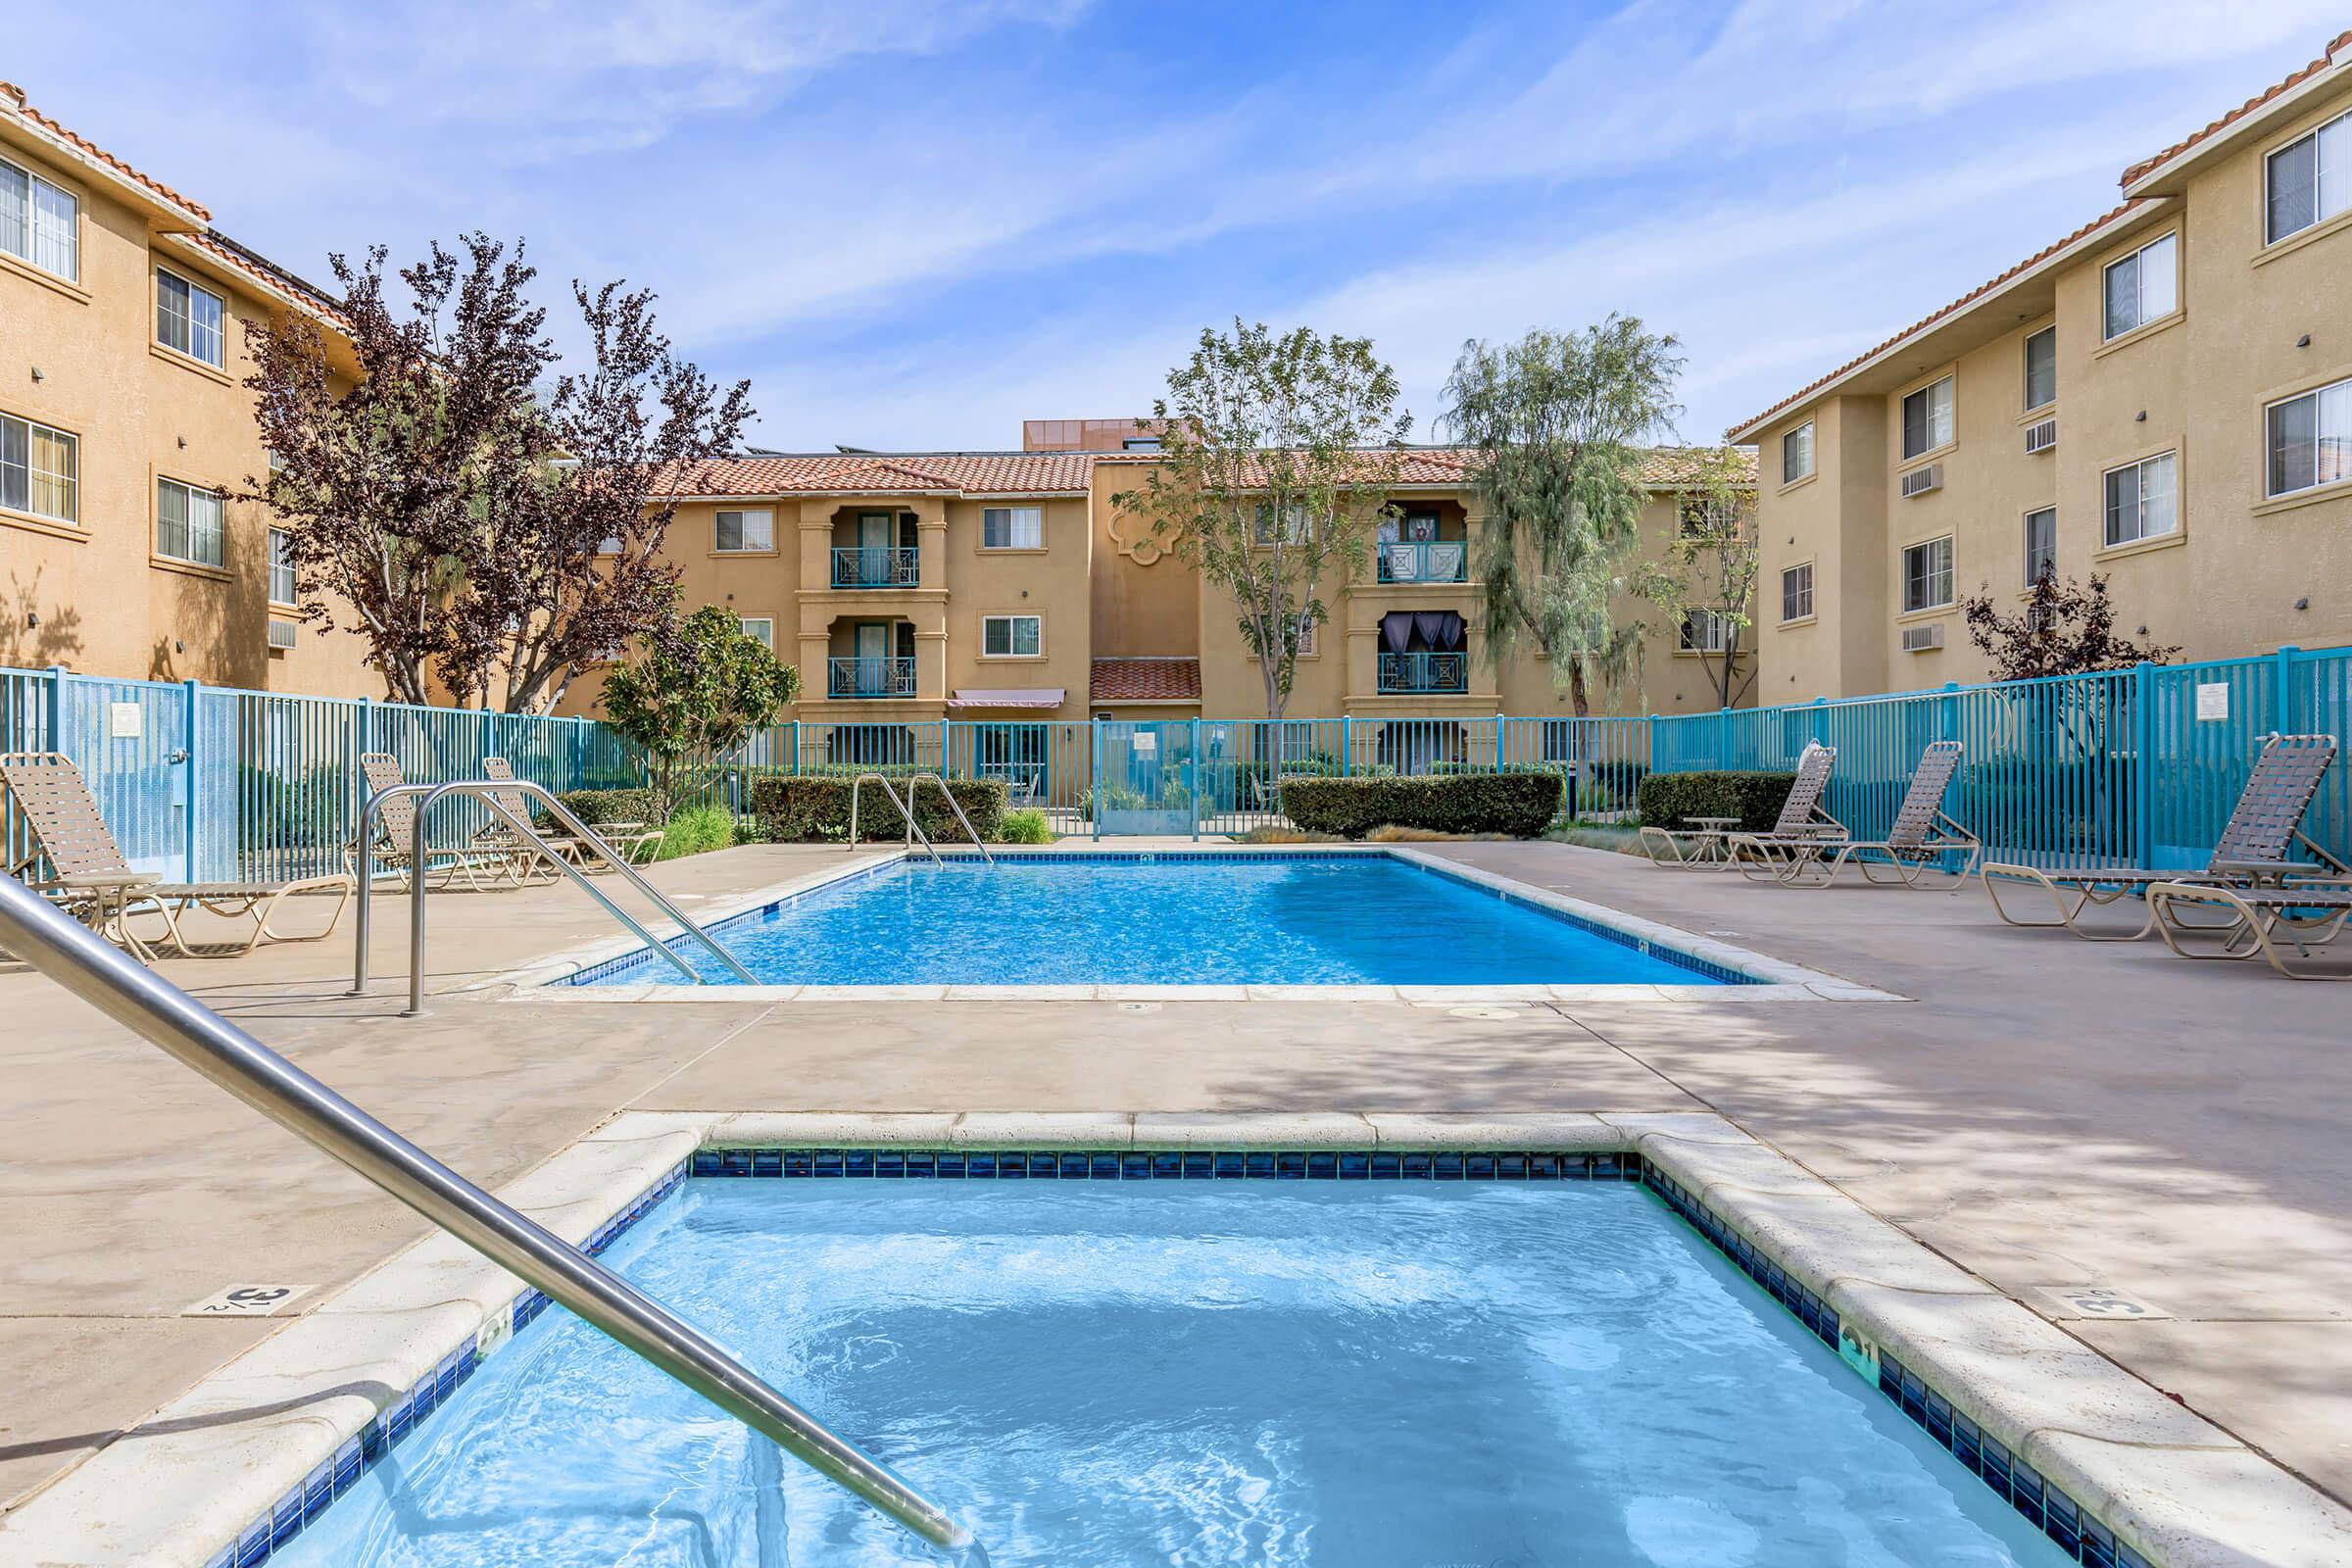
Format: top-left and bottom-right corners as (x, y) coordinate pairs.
(0, 81), (369, 698)
(554, 440), (1749, 739)
(1732, 30), (2352, 702)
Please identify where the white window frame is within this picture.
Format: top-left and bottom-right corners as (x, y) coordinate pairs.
(2265, 107), (2350, 245)
(0, 153), (79, 282)
(1901, 536), (1954, 613)
(981, 613), (1042, 658)
(156, 477), (226, 567)
(156, 267), (226, 368)
(268, 526), (297, 605)
(713, 509), (773, 552)
(981, 505), (1043, 549)
(1780, 563), (1814, 622)
(1900, 376), (1954, 462)
(2102, 452), (2179, 547)
(2023, 507), (2056, 586)
(0, 410), (79, 524)
(2266, 376), (2352, 498)
(1251, 502), (1312, 544)
(2101, 232), (2178, 341)
(737, 616), (774, 650)
(1781, 420), (1814, 484)
(1677, 608), (1733, 653)
(2023, 326), (2057, 412)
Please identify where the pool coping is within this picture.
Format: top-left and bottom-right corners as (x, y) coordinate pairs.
(5, 1111), (2343, 1568)
(475, 845), (1905, 1004)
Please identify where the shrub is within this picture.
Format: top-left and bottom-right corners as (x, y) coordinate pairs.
(1635, 770), (1798, 832)
(747, 775), (1007, 844)
(1280, 772), (1563, 839)
(551, 787), (667, 830)
(654, 804), (736, 860)
(994, 808), (1055, 845)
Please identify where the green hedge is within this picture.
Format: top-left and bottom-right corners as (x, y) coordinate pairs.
(1635, 770), (1798, 832)
(1280, 772), (1563, 838)
(747, 775), (1007, 844)
(549, 787), (667, 828)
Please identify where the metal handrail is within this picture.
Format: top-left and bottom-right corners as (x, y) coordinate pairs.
(847, 773), (941, 863)
(349, 780), (756, 1016)
(0, 873), (975, 1555)
(906, 772), (994, 865)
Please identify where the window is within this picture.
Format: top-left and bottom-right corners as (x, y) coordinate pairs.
(1781, 420), (1814, 484)
(1292, 616), (1316, 657)
(1678, 609), (1733, 653)
(0, 155), (78, 281)
(0, 412), (77, 523)
(982, 505), (1043, 548)
(1780, 563), (1814, 622)
(597, 533), (623, 555)
(268, 527), (296, 604)
(1900, 376), (1953, 461)
(2101, 233), (2178, 340)
(1902, 536), (1953, 612)
(737, 616), (774, 650)
(1252, 503), (1311, 543)
(2023, 326), (2056, 411)
(982, 614), (1041, 657)
(2267, 376), (2352, 497)
(713, 509), (773, 552)
(156, 478), (225, 567)
(156, 270), (226, 368)
(2267, 109), (2351, 243)
(2103, 452), (2179, 546)
(1121, 436), (1161, 451)
(2024, 508), (2056, 585)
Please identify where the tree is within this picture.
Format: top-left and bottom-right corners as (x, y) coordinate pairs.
(599, 604), (802, 812)
(245, 234), (751, 711)
(1442, 317), (1686, 715)
(1638, 447), (1761, 710)
(1961, 570), (2180, 680)
(1117, 320), (1410, 720)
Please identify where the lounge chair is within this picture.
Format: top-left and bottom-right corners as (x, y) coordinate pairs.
(2145, 880), (2352, 979)
(1642, 743), (1842, 870)
(1739, 741), (1981, 887)
(1983, 733), (2347, 940)
(348, 753), (507, 891)
(478, 757), (663, 871)
(0, 751), (352, 960)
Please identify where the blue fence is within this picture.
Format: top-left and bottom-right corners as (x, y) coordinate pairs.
(6, 645), (2348, 870)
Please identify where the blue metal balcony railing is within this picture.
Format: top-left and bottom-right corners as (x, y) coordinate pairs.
(1376, 539), (1468, 583)
(1378, 651), (1468, 694)
(831, 547), (919, 589)
(827, 656), (917, 699)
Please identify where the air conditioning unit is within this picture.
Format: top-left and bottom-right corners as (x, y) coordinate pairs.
(1901, 622), (1945, 653)
(266, 618), (299, 651)
(2025, 418), (2057, 455)
(1899, 464), (1943, 499)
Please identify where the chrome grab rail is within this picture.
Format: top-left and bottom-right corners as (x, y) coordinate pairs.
(0, 873), (976, 1555)
(847, 773), (942, 863)
(349, 780), (756, 1016)
(906, 772), (994, 865)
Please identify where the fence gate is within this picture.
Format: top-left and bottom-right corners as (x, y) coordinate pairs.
(1093, 720), (1197, 836)
(53, 675), (193, 879)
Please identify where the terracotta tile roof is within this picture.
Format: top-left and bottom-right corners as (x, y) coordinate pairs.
(2122, 29), (2352, 189)
(668, 451), (1097, 497)
(1090, 445), (1738, 488)
(1725, 201), (2148, 441)
(166, 230), (349, 329)
(0, 80), (209, 221)
(1090, 657), (1201, 704)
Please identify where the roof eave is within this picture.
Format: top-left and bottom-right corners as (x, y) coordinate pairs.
(2121, 36), (2352, 198)
(0, 91), (210, 230)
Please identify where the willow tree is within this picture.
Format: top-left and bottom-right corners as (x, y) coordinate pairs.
(1443, 318), (1685, 715)
(1118, 320), (1410, 720)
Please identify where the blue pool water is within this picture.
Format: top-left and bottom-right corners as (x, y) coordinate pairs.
(570, 854), (1732, 987)
(274, 1181), (2073, 1567)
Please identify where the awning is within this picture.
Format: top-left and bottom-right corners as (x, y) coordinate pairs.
(948, 688), (1066, 710)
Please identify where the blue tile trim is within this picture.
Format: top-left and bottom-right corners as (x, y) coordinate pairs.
(1641, 1165), (2151, 1568)
(686, 1146), (1645, 1182)
(563, 850), (1760, 988)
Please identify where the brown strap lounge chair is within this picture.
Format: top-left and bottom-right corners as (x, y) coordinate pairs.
(1740, 740), (1981, 888)
(2145, 880), (2352, 979)
(1, 752), (352, 960)
(473, 757), (578, 884)
(1983, 733), (2348, 939)
(1721, 744), (1849, 871)
(1642, 742), (1840, 869)
(476, 758), (662, 872)
(349, 753), (508, 891)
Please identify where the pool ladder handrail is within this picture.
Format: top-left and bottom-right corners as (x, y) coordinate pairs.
(845, 773), (994, 864)
(0, 871), (977, 1555)
(349, 779), (757, 1017)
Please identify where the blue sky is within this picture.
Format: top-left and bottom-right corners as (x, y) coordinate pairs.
(13, 2), (2346, 450)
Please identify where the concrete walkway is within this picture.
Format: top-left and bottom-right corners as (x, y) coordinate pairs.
(1, 840), (2345, 1531)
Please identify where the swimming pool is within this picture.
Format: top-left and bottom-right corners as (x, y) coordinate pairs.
(270, 1177), (2072, 1567)
(564, 852), (1742, 989)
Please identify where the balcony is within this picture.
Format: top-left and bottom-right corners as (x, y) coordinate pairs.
(827, 657), (917, 699)
(831, 546), (919, 589)
(1376, 539), (1467, 583)
(1378, 651), (1468, 695)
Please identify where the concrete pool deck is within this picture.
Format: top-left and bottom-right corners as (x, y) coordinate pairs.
(2, 839), (2348, 1550)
